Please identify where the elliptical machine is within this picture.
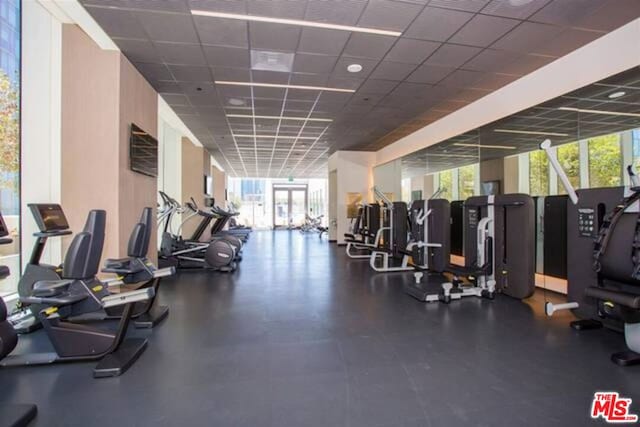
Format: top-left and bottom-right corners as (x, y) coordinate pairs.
(158, 192), (236, 272)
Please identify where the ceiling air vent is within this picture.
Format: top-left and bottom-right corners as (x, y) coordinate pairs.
(251, 50), (294, 73)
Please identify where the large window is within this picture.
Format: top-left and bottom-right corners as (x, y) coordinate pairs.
(556, 142), (580, 195)
(458, 164), (475, 200)
(0, 0), (20, 297)
(588, 134), (622, 188)
(401, 178), (410, 203)
(632, 129), (640, 170)
(529, 150), (549, 196)
(438, 170), (453, 200)
(228, 178), (327, 229)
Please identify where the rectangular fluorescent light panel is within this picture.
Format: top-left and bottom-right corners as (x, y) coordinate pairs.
(454, 143), (516, 150)
(215, 80), (355, 93)
(227, 114), (333, 122)
(233, 134), (318, 140)
(191, 10), (402, 37)
(494, 129), (570, 137)
(558, 107), (640, 118)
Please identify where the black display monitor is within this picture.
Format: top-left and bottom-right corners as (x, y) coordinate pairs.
(130, 123), (158, 177)
(28, 204), (69, 232)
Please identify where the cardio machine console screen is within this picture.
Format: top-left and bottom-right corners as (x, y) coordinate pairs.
(29, 204), (70, 232)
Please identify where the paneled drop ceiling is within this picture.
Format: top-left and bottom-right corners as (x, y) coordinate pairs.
(80, 0), (640, 177)
(401, 66), (640, 178)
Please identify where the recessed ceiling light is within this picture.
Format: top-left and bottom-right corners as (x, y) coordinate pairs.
(608, 91), (626, 99)
(228, 98), (245, 106)
(226, 114), (333, 122)
(347, 64), (363, 73)
(216, 80), (355, 93)
(191, 10), (402, 37)
(558, 106), (640, 118)
(493, 129), (570, 137)
(453, 143), (517, 150)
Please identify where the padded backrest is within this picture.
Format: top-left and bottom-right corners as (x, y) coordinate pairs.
(127, 207), (152, 258)
(0, 297), (18, 359)
(62, 210), (106, 279)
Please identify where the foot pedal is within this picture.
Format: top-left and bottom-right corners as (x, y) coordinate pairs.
(93, 338), (148, 378)
(611, 350), (640, 367)
(570, 319), (603, 331)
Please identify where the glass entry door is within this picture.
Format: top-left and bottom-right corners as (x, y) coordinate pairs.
(273, 189), (290, 228)
(290, 190), (306, 227)
(272, 186), (308, 229)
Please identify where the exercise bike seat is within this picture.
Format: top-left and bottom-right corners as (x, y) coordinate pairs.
(32, 280), (74, 297)
(102, 258), (143, 275)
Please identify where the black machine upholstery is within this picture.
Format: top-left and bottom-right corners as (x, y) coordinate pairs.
(62, 210), (106, 280)
(127, 207), (152, 258)
(0, 297), (17, 361)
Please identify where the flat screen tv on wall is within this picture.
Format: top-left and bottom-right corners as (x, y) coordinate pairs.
(130, 123), (158, 177)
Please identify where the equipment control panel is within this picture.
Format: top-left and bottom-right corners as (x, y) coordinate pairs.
(578, 208), (596, 237)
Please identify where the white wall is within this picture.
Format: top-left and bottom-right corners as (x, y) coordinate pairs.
(503, 155), (520, 194)
(21, 0), (63, 271)
(373, 159), (402, 201)
(328, 151), (376, 244)
(410, 175), (424, 199)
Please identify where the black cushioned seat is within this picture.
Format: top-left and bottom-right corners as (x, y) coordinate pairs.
(0, 266), (9, 280)
(447, 264), (486, 278)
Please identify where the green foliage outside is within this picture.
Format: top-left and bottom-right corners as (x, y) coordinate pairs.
(439, 170), (452, 201)
(588, 134), (622, 188)
(557, 142), (580, 195)
(458, 164), (475, 200)
(529, 150), (549, 196)
(0, 70), (19, 192)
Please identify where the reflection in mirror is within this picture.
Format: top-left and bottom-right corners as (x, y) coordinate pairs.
(397, 66), (640, 298)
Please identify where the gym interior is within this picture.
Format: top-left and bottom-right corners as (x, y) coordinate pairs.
(1, 1), (640, 426)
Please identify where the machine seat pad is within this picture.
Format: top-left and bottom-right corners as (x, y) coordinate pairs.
(585, 286), (640, 309)
(447, 264), (484, 278)
(399, 249), (413, 257)
(344, 238), (365, 244)
(372, 248), (393, 254)
(104, 257), (133, 268)
(0, 266), (9, 280)
(344, 233), (355, 239)
(32, 280), (74, 297)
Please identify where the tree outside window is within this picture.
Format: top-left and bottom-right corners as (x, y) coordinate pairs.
(458, 164), (475, 200)
(529, 150), (549, 196)
(438, 170), (453, 201)
(588, 134), (622, 188)
(556, 142), (580, 195)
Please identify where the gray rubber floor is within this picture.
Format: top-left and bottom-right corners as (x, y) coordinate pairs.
(1, 230), (639, 426)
